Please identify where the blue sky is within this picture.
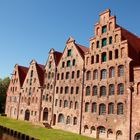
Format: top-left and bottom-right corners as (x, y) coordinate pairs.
(0, 0), (140, 78)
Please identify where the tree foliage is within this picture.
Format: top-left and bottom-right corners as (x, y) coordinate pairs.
(0, 77), (10, 113)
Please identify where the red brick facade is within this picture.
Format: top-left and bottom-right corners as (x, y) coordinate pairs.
(5, 9), (140, 140)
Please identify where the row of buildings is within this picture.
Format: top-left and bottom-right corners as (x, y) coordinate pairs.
(5, 9), (140, 140)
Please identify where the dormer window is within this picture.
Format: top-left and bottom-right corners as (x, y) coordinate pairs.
(102, 25), (107, 33)
(67, 49), (72, 57)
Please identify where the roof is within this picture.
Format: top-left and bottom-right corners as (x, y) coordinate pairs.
(54, 51), (62, 66)
(76, 43), (89, 58)
(36, 63), (45, 87)
(18, 66), (28, 87)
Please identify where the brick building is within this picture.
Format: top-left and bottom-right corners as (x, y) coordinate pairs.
(5, 9), (140, 140)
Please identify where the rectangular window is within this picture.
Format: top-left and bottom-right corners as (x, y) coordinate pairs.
(67, 49), (72, 56)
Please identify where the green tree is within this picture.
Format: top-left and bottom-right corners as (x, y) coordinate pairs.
(0, 77), (10, 113)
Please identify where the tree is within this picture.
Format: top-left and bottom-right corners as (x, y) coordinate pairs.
(0, 77), (10, 113)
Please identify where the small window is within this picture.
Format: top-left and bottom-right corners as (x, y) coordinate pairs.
(65, 86), (69, 94)
(71, 87), (74, 94)
(93, 70), (98, 80)
(86, 71), (91, 80)
(101, 69), (107, 79)
(96, 55), (99, 63)
(115, 49), (119, 59)
(77, 70), (80, 78)
(86, 86), (90, 96)
(73, 117), (77, 125)
(49, 61), (52, 68)
(118, 83), (124, 95)
(85, 102), (90, 112)
(102, 52), (107, 62)
(109, 84), (115, 95)
(117, 103), (123, 115)
(97, 41), (100, 48)
(67, 60), (71, 67)
(109, 67), (115, 78)
(67, 49), (72, 56)
(109, 51), (112, 60)
(99, 104), (106, 115)
(62, 62), (65, 68)
(64, 100), (68, 108)
(109, 36), (112, 44)
(60, 87), (63, 94)
(31, 70), (33, 77)
(102, 25), (107, 33)
(91, 56), (94, 64)
(76, 87), (79, 94)
(108, 103), (114, 114)
(66, 72), (70, 79)
(61, 73), (64, 80)
(102, 38), (107, 47)
(100, 86), (106, 96)
(73, 59), (76, 66)
(118, 65), (124, 77)
(92, 103), (97, 113)
(93, 86), (97, 96)
(72, 71), (75, 79)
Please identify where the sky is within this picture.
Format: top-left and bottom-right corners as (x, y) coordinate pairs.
(0, 0), (140, 78)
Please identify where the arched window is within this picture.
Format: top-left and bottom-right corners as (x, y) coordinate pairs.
(77, 70), (80, 78)
(75, 101), (79, 109)
(86, 71), (91, 80)
(118, 65), (124, 77)
(76, 86), (79, 94)
(91, 56), (94, 64)
(73, 117), (77, 125)
(71, 87), (74, 94)
(70, 101), (73, 109)
(61, 73), (64, 80)
(99, 104), (106, 115)
(109, 67), (115, 78)
(30, 70), (33, 77)
(65, 86), (69, 94)
(118, 83), (124, 95)
(57, 73), (60, 80)
(107, 129), (113, 138)
(91, 102), (97, 113)
(96, 27), (100, 35)
(109, 51), (112, 60)
(84, 125), (89, 133)
(115, 49), (119, 59)
(135, 133), (140, 140)
(56, 87), (59, 93)
(72, 71), (75, 79)
(102, 38), (107, 47)
(100, 86), (106, 96)
(66, 72), (70, 79)
(58, 114), (64, 123)
(101, 69), (107, 79)
(64, 100), (68, 108)
(98, 126), (106, 134)
(116, 130), (123, 140)
(93, 86), (98, 96)
(109, 84), (114, 95)
(85, 102), (90, 112)
(60, 87), (63, 94)
(28, 97), (31, 106)
(96, 54), (99, 63)
(86, 86), (90, 96)
(108, 103), (114, 114)
(117, 103), (123, 115)
(66, 116), (71, 124)
(102, 52), (107, 62)
(73, 59), (76, 66)
(91, 126), (95, 134)
(59, 100), (62, 107)
(93, 70), (98, 80)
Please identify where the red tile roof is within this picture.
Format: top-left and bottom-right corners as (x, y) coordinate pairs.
(76, 43), (89, 58)
(18, 66), (28, 87)
(54, 51), (62, 66)
(36, 63), (45, 87)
